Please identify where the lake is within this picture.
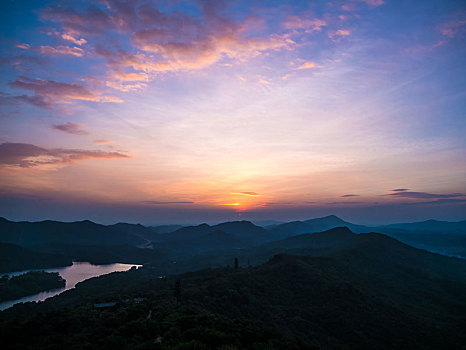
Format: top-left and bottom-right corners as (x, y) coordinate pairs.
(0, 261), (141, 311)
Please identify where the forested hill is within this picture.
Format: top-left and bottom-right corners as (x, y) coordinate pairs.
(1, 227), (466, 349)
(0, 243), (72, 273)
(0, 217), (150, 247)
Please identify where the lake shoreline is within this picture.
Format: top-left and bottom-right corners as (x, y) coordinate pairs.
(0, 261), (141, 311)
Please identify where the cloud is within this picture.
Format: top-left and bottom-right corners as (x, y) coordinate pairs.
(16, 43), (31, 50)
(52, 122), (89, 135)
(328, 201), (364, 205)
(2, 55), (47, 71)
(296, 61), (318, 70)
(14, 94), (54, 109)
(230, 192), (261, 197)
(360, 0), (385, 7)
(388, 191), (465, 199)
(282, 17), (326, 31)
(144, 201), (194, 205)
(399, 199), (466, 206)
(61, 33), (87, 46)
(9, 76), (122, 108)
(105, 69), (150, 92)
(0, 142), (129, 168)
(391, 188), (409, 192)
(44, 1), (293, 81)
(329, 29), (351, 39)
(341, 194), (359, 197)
(41, 4), (112, 36)
(437, 20), (466, 38)
(93, 140), (112, 145)
(261, 202), (293, 206)
(0, 92), (53, 109)
(342, 0), (385, 11)
(40, 45), (85, 57)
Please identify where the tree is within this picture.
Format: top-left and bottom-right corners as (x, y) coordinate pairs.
(174, 279), (181, 307)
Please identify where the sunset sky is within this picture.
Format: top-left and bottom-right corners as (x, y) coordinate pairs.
(0, 0), (465, 224)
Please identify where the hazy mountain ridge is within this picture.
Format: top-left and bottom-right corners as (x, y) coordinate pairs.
(0, 217), (148, 247)
(1, 215), (465, 268)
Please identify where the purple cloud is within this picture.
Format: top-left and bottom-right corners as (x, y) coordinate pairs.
(52, 122), (89, 135)
(144, 201), (194, 205)
(0, 142), (129, 168)
(9, 76), (122, 108)
(388, 191), (465, 199)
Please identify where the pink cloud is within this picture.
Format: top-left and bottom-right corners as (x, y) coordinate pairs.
(93, 140), (112, 145)
(43, 1), (293, 83)
(130, 25), (292, 73)
(61, 33), (87, 46)
(40, 45), (85, 57)
(104, 69), (150, 91)
(282, 16), (326, 31)
(16, 43), (31, 50)
(329, 29), (351, 40)
(295, 61), (318, 70)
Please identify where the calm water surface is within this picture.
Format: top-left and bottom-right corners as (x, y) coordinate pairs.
(0, 262), (141, 310)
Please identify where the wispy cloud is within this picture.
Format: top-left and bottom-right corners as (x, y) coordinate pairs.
(52, 122), (89, 135)
(230, 192), (261, 197)
(329, 29), (351, 39)
(9, 76), (122, 108)
(360, 0), (385, 7)
(400, 198), (466, 206)
(341, 194), (359, 197)
(282, 16), (326, 31)
(328, 201), (364, 205)
(388, 191), (465, 199)
(144, 201), (194, 205)
(1, 55), (46, 71)
(437, 20), (466, 38)
(93, 140), (112, 145)
(61, 33), (87, 46)
(40, 45), (85, 57)
(295, 61), (319, 70)
(0, 142), (129, 168)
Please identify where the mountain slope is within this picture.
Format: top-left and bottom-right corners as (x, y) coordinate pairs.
(268, 215), (373, 239)
(153, 221), (271, 256)
(382, 219), (466, 233)
(0, 243), (72, 273)
(0, 217), (147, 247)
(2, 228), (466, 349)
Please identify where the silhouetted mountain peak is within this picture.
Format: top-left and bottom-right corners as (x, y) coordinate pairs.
(304, 215), (347, 225)
(214, 220), (258, 228)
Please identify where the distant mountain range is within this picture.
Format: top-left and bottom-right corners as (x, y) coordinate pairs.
(0, 217), (150, 247)
(1, 215), (465, 273)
